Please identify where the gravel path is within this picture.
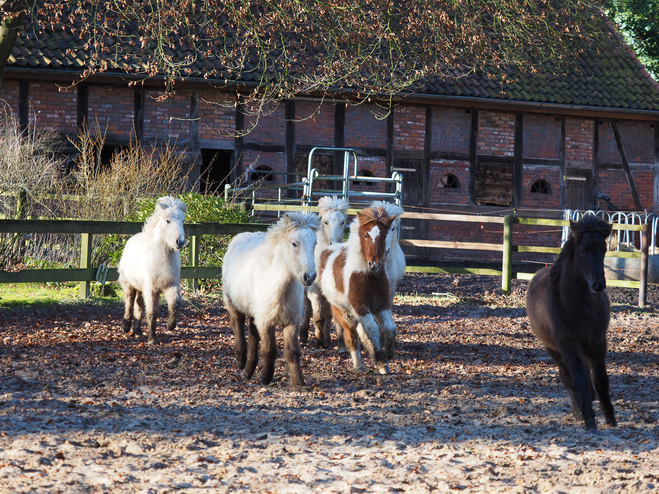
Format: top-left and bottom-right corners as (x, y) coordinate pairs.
(0, 274), (658, 493)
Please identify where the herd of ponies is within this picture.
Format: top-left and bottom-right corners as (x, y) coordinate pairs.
(118, 196), (617, 431)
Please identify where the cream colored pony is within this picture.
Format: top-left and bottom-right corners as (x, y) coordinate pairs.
(222, 212), (320, 389)
(118, 196), (187, 345)
(301, 195), (349, 347)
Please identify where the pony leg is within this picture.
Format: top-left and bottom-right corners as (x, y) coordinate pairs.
(283, 323), (304, 389)
(299, 294), (312, 345)
(145, 290), (161, 345)
(245, 318), (260, 379)
(313, 294), (332, 348)
(163, 286), (182, 333)
(226, 302), (247, 370)
(332, 306), (363, 372)
(374, 309), (397, 360)
(260, 326), (278, 385)
(132, 291), (145, 338)
(122, 286), (136, 334)
(586, 348), (617, 427)
(356, 313), (388, 375)
(553, 345), (598, 431)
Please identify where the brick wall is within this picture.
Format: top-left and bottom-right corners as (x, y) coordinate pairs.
(144, 90), (190, 140)
(522, 166), (561, 209)
(599, 169), (655, 211)
(393, 105), (425, 151)
(89, 86), (133, 136)
(344, 104), (387, 148)
(598, 121), (655, 164)
(478, 111), (514, 157)
(198, 91), (235, 141)
(523, 115), (560, 159)
(243, 102), (285, 144)
(29, 83), (76, 133)
(0, 80), (20, 120)
(296, 102), (334, 146)
(429, 160), (469, 206)
(565, 118), (593, 167)
(431, 108), (470, 154)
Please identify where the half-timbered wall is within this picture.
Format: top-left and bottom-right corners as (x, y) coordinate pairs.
(1, 78), (658, 262)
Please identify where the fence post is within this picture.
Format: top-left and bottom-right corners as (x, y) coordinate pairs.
(16, 190), (27, 219)
(79, 233), (92, 298)
(188, 235), (199, 293)
(502, 215), (513, 294)
(639, 223), (649, 308)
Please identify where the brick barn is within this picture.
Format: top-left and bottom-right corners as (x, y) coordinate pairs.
(1, 9), (658, 264)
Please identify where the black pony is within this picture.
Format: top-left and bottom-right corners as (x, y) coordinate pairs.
(526, 214), (616, 431)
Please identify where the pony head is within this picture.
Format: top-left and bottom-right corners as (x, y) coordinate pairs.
(370, 201), (404, 255)
(568, 214), (612, 294)
(145, 196), (187, 251)
(318, 195), (349, 246)
(267, 211), (320, 287)
(355, 207), (395, 272)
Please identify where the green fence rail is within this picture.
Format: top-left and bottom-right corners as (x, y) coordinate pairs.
(0, 212), (651, 306)
(0, 219), (268, 297)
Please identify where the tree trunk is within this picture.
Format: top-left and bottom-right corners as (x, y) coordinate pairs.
(0, 10), (25, 86)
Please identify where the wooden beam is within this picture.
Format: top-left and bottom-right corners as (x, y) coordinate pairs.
(513, 114), (523, 207)
(468, 110), (478, 206)
(133, 86), (144, 142)
(285, 100), (296, 198)
(609, 121), (643, 210)
(654, 122), (659, 213)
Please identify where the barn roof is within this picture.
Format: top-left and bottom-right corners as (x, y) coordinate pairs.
(7, 5), (659, 115)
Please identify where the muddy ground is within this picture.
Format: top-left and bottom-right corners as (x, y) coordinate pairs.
(0, 274), (658, 493)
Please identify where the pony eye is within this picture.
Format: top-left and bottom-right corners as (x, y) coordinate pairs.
(292, 241), (298, 248)
(324, 220), (328, 225)
(166, 220), (171, 224)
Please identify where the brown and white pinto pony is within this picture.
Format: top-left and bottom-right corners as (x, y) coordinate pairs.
(318, 207), (396, 374)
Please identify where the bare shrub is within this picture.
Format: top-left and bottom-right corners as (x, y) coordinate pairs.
(0, 106), (63, 219)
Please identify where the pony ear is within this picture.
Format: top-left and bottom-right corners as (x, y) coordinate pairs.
(283, 213), (292, 225)
(382, 216), (396, 230)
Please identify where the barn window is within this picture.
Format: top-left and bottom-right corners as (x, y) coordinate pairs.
(250, 165), (274, 181)
(354, 169), (375, 186)
(440, 173), (460, 189)
(530, 179), (551, 194)
(474, 162), (513, 206)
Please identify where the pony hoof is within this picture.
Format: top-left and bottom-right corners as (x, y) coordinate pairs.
(147, 338), (158, 345)
(606, 418), (618, 428)
(377, 364), (389, 375)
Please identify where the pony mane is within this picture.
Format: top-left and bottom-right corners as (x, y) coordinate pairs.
(143, 196), (187, 232)
(550, 214), (612, 284)
(318, 195), (349, 216)
(570, 214), (613, 239)
(266, 211), (320, 242)
(370, 200), (404, 218)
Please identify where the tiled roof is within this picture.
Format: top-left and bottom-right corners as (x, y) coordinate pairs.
(8, 12), (659, 113)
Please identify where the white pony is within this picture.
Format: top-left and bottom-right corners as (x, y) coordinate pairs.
(222, 212), (320, 389)
(118, 196), (187, 345)
(301, 196), (349, 347)
(369, 201), (406, 358)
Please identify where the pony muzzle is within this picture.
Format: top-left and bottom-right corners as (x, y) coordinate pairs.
(176, 237), (186, 250)
(367, 260), (382, 271)
(590, 279), (606, 294)
(302, 272), (316, 287)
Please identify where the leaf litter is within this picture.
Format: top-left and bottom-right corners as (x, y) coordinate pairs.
(0, 274), (657, 493)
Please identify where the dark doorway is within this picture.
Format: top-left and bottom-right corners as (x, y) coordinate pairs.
(200, 149), (232, 195)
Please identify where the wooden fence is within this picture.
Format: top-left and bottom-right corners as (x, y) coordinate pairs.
(0, 209), (651, 306)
